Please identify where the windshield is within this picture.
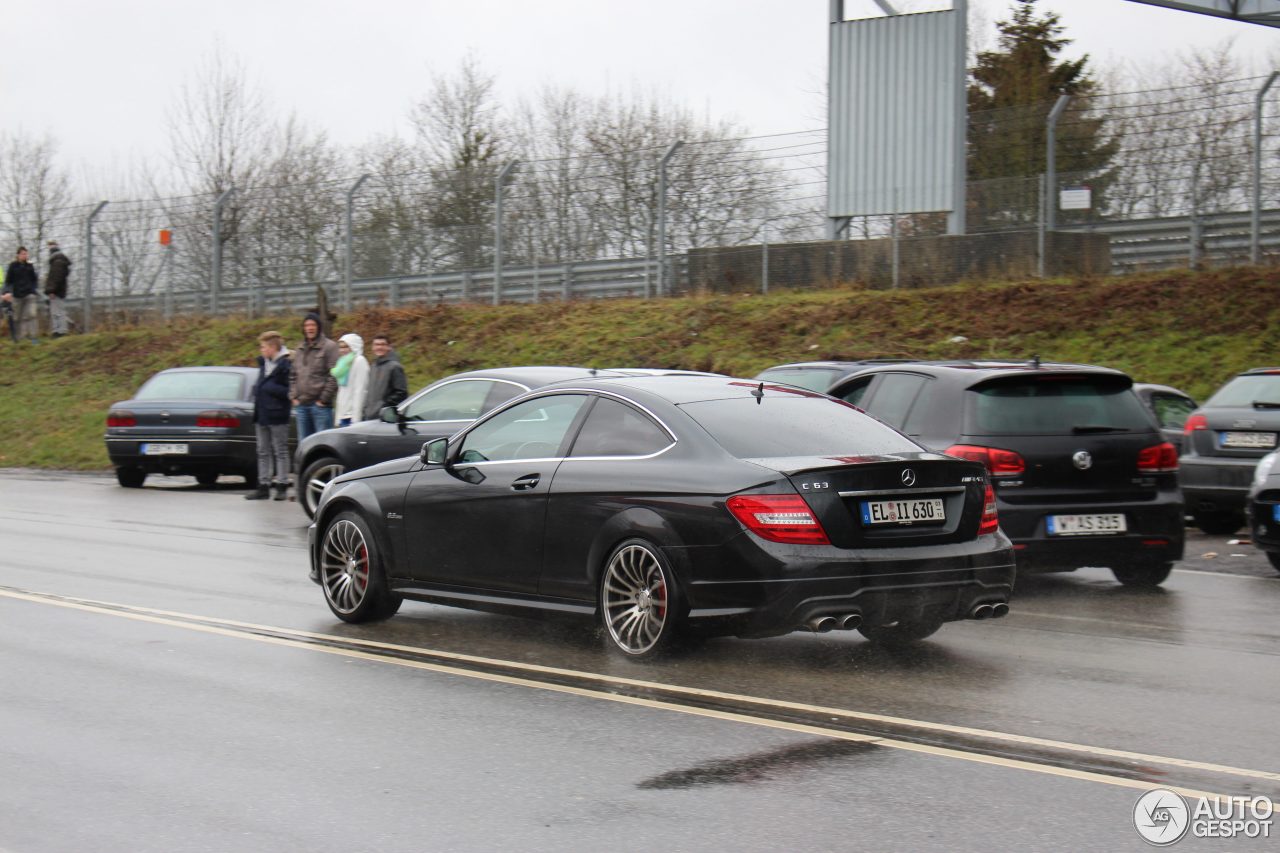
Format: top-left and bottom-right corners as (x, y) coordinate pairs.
(136, 371), (245, 401)
(753, 367), (842, 393)
(1205, 374), (1280, 408)
(966, 375), (1153, 436)
(680, 396), (921, 458)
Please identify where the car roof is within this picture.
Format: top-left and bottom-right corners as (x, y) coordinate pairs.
(826, 359), (1132, 386)
(1242, 367), (1280, 375)
(155, 366), (259, 376)
(1132, 382), (1194, 398)
(430, 366), (625, 387)
(758, 360), (910, 372)
(541, 374), (829, 405)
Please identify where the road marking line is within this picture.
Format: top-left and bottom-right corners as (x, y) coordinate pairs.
(2, 584), (1277, 802)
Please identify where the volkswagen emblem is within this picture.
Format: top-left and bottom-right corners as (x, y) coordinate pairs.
(900, 468), (917, 487)
(1072, 450), (1093, 470)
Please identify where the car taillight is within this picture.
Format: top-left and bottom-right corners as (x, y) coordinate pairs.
(196, 411), (241, 428)
(1183, 413), (1208, 435)
(107, 410), (136, 428)
(726, 494), (830, 545)
(945, 444), (1026, 476)
(1137, 442), (1179, 473)
(977, 483), (999, 535)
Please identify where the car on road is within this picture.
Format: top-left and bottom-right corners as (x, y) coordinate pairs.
(1246, 450), (1280, 573)
(761, 359), (1184, 586)
(293, 366), (723, 517)
(1179, 367), (1280, 535)
(105, 366), (289, 489)
(1132, 382), (1197, 452)
(308, 374), (1016, 656)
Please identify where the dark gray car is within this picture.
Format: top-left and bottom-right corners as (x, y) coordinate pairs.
(1180, 368), (1280, 534)
(1132, 383), (1197, 452)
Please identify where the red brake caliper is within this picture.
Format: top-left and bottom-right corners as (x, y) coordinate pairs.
(356, 545), (369, 590)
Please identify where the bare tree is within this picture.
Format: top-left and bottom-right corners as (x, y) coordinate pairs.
(0, 131), (75, 261)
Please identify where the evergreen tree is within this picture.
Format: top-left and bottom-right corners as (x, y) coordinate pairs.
(967, 0), (1116, 224)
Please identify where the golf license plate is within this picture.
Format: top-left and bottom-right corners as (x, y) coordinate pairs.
(1220, 431), (1277, 449)
(861, 498), (945, 526)
(1046, 513), (1126, 536)
(141, 443), (189, 455)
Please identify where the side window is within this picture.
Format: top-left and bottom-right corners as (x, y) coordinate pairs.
(480, 381), (526, 416)
(863, 373), (929, 430)
(458, 395), (588, 463)
(1150, 393), (1196, 430)
(403, 380), (493, 421)
(838, 378), (875, 408)
(570, 398), (672, 458)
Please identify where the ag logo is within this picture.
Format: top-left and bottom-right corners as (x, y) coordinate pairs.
(900, 469), (916, 487)
(1133, 789), (1190, 846)
(1072, 450), (1093, 471)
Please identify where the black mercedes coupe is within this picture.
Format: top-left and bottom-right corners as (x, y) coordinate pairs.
(308, 375), (1015, 657)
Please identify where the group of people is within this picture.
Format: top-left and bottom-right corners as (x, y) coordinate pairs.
(2, 243), (72, 343)
(246, 312), (409, 501)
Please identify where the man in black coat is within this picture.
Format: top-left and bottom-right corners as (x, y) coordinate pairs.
(44, 240), (71, 337)
(363, 334), (410, 421)
(2, 247), (40, 343)
(248, 330), (293, 501)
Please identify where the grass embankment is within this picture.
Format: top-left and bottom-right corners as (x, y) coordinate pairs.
(2, 267), (1277, 471)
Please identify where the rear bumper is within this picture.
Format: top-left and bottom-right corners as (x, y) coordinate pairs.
(675, 533), (1016, 638)
(105, 436), (256, 473)
(1179, 456), (1259, 513)
(995, 491), (1184, 571)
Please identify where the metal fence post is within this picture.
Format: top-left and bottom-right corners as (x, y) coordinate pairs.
(761, 222), (770, 294)
(164, 232), (174, 322)
(493, 160), (520, 305)
(1253, 72), (1280, 265)
(211, 187), (234, 314)
(1037, 172), (1047, 278)
(345, 174), (371, 311)
(1045, 95), (1071, 232)
(1190, 215), (1203, 269)
(82, 201), (108, 332)
(891, 194), (901, 290)
(657, 141), (684, 296)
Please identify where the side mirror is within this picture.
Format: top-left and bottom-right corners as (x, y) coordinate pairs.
(422, 437), (449, 466)
(379, 406), (400, 424)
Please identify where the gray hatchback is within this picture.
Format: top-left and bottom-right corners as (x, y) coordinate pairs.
(1179, 368), (1280, 534)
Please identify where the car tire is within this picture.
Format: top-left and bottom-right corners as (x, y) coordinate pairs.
(301, 456), (345, 519)
(317, 510), (403, 623)
(599, 538), (686, 659)
(857, 618), (943, 646)
(1111, 561), (1174, 587)
(195, 470), (219, 487)
(1267, 552), (1280, 574)
(1193, 510), (1244, 536)
(115, 466), (146, 488)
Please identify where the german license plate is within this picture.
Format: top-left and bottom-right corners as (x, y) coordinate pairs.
(861, 498), (945, 526)
(1220, 431), (1277, 449)
(141, 443), (188, 455)
(1046, 513), (1126, 536)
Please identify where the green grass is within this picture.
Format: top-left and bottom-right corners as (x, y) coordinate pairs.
(2, 266), (1277, 471)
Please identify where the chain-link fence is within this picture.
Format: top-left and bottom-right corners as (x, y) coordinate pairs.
(7, 74), (1280, 329)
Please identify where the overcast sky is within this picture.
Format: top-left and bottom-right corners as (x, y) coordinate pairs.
(5, 0), (1278, 183)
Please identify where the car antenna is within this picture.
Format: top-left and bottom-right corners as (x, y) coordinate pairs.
(589, 367), (597, 376)
(752, 381), (765, 404)
(1031, 354), (1041, 370)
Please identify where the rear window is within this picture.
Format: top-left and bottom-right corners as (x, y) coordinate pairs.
(966, 376), (1153, 436)
(680, 397), (921, 458)
(1205, 374), (1280, 408)
(136, 372), (245, 401)
(754, 368), (841, 393)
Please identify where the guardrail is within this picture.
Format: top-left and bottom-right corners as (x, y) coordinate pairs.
(1061, 209), (1280, 273)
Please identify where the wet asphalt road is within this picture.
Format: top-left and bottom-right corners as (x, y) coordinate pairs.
(2, 469), (1278, 852)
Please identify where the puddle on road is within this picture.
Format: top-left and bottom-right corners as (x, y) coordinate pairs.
(637, 739), (877, 790)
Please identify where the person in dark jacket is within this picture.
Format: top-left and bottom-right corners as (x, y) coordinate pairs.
(363, 334), (410, 421)
(2, 247), (40, 343)
(248, 331), (293, 501)
(44, 240), (71, 337)
(289, 311), (340, 441)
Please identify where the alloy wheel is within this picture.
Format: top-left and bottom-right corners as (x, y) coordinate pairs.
(602, 544), (670, 655)
(303, 460), (345, 516)
(321, 519), (370, 614)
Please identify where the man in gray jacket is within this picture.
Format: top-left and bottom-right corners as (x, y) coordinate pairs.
(363, 334), (409, 421)
(289, 312), (340, 441)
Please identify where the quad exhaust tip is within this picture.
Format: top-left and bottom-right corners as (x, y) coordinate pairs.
(838, 613), (863, 631)
(971, 603), (994, 620)
(807, 616), (838, 633)
(991, 602), (1010, 618)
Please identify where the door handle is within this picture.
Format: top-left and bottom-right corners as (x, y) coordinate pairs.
(510, 474), (541, 491)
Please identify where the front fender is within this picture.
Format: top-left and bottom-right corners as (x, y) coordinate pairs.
(314, 477), (406, 577)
